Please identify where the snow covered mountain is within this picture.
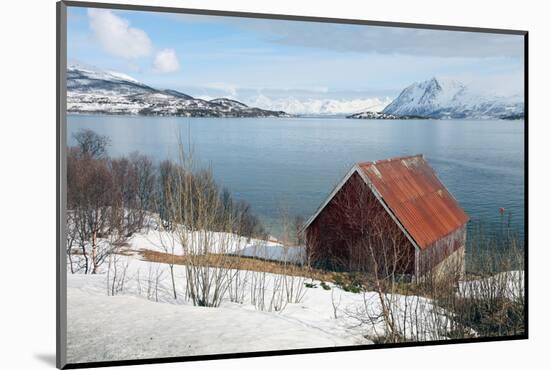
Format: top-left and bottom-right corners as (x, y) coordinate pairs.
(247, 95), (392, 116)
(67, 65), (289, 118)
(381, 77), (524, 119)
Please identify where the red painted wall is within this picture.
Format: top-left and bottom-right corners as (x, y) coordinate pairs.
(305, 173), (415, 275)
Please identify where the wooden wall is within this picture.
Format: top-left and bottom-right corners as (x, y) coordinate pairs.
(305, 173), (415, 275)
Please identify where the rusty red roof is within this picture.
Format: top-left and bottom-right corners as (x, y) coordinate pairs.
(357, 154), (469, 249)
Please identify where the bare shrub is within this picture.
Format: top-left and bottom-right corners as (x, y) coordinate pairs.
(293, 215), (305, 245)
(67, 138), (152, 274)
(331, 289), (342, 319)
(72, 128), (110, 159)
(66, 211), (78, 274)
(229, 196), (266, 239)
(347, 222), (525, 343)
(246, 210), (308, 312)
(249, 270), (288, 312)
(228, 269), (250, 304)
(68, 149), (115, 274)
(146, 263), (165, 302)
(283, 273), (307, 304)
(442, 233), (525, 338)
(161, 137), (241, 307)
(106, 250), (130, 296)
(153, 214), (180, 300)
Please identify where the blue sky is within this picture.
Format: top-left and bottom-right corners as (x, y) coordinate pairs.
(67, 6), (524, 112)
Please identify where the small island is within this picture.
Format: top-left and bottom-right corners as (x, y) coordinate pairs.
(346, 111), (428, 120)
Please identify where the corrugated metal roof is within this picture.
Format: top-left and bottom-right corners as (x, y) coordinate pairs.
(358, 154), (469, 250)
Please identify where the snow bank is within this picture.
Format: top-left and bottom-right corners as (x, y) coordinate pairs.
(459, 270), (524, 302)
(231, 241), (306, 265)
(67, 244), (470, 364)
(69, 212), (306, 266)
(126, 225), (306, 264)
(67, 288), (359, 364)
(66, 214), (472, 363)
(66, 258), (369, 363)
(127, 228), (250, 255)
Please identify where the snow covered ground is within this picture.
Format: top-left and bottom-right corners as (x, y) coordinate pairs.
(459, 270), (524, 301)
(231, 241), (305, 264)
(66, 257), (370, 364)
(125, 223), (306, 264)
(66, 232), (465, 365)
(68, 219), (521, 364)
(68, 285), (358, 363)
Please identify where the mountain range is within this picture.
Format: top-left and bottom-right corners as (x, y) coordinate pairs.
(67, 65), (524, 120)
(66, 65), (289, 118)
(377, 77), (524, 119)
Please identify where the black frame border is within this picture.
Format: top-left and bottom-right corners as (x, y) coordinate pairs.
(56, 1), (529, 369)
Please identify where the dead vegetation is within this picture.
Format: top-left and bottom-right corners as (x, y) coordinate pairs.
(140, 249), (331, 282)
(138, 249), (420, 296)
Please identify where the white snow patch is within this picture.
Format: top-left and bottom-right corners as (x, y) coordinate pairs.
(67, 287), (357, 363)
(459, 270), (524, 301)
(125, 222), (306, 264)
(233, 242), (306, 265)
(66, 258), (370, 363)
(107, 71), (140, 84)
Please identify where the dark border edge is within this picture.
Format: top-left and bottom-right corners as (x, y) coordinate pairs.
(63, 334), (528, 370)
(61, 0), (527, 35)
(523, 32), (529, 338)
(57, 1), (68, 369)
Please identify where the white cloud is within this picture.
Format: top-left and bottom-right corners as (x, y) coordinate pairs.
(153, 49), (181, 73)
(88, 9), (152, 59)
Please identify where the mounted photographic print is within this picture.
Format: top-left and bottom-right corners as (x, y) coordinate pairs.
(56, 1), (527, 368)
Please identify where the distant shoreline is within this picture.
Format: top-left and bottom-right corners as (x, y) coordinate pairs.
(66, 112), (524, 121)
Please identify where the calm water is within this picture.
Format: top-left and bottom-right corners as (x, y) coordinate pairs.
(67, 115), (525, 240)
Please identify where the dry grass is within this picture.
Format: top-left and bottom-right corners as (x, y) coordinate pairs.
(137, 249), (437, 295)
(136, 249), (497, 299)
(138, 248), (348, 283)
